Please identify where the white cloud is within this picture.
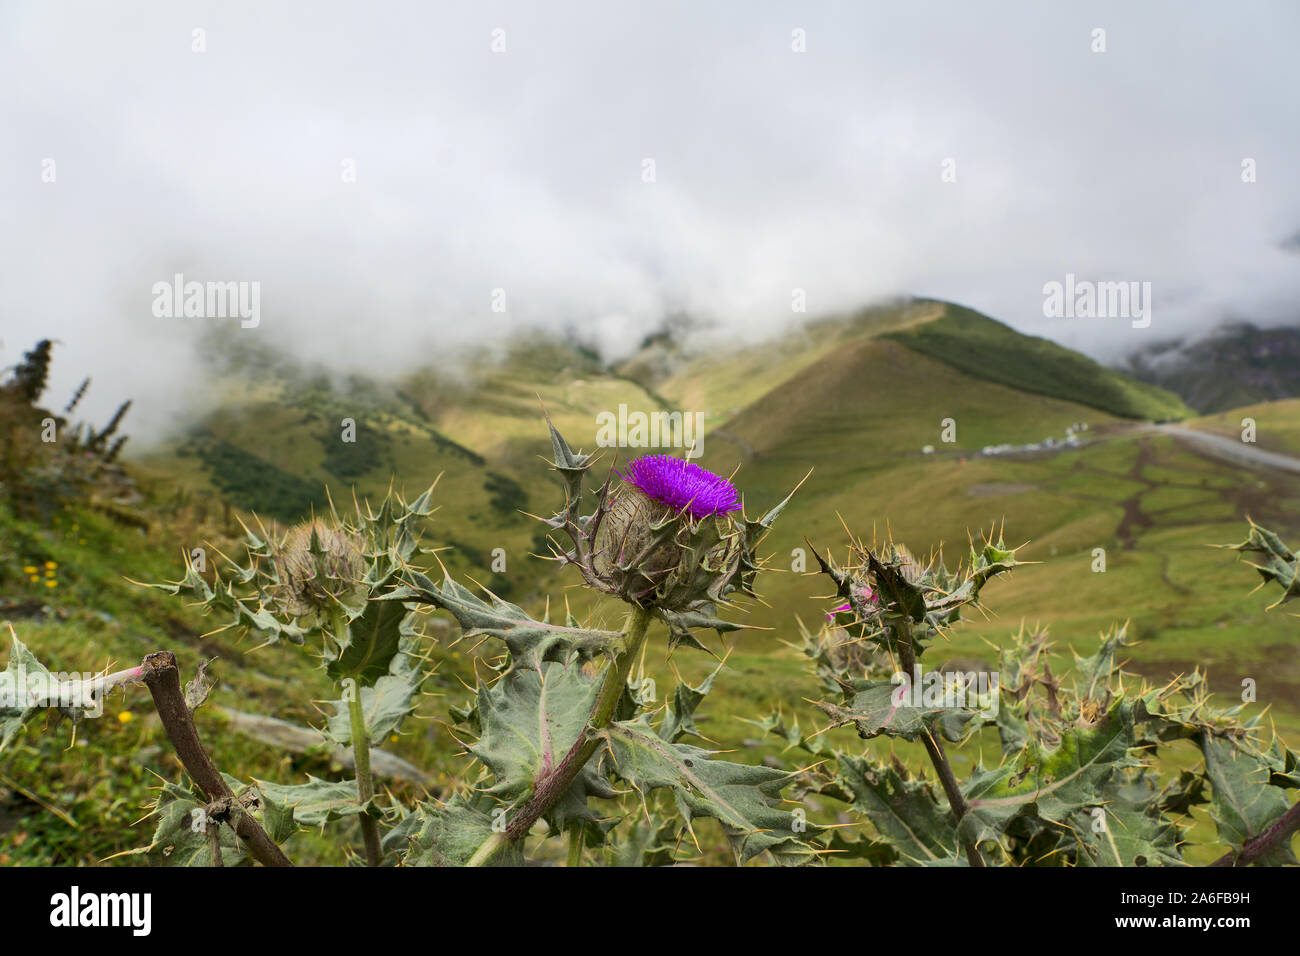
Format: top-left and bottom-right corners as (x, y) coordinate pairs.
(2, 0), (1297, 437)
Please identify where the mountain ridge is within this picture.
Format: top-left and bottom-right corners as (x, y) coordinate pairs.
(1123, 320), (1300, 413)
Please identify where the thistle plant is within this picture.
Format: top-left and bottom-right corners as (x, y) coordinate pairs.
(3, 421), (1298, 866)
(131, 485), (439, 866)
(758, 525), (1300, 866)
(381, 418), (811, 865)
(800, 530), (1020, 866)
(1, 417), (813, 867)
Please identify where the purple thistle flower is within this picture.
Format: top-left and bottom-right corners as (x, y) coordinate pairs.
(619, 454), (741, 519)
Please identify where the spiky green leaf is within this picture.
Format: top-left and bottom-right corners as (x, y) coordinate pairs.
(252, 776), (372, 827)
(600, 717), (816, 865)
(384, 569), (625, 669)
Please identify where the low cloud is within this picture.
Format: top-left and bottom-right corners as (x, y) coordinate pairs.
(2, 1), (1297, 440)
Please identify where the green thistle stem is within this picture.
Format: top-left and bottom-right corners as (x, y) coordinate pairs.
(588, 605), (653, 729)
(334, 608), (382, 867)
(566, 822), (585, 867)
(466, 604), (654, 867)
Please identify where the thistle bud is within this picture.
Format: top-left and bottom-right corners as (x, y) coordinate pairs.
(828, 582), (879, 622)
(268, 519), (366, 619)
(814, 531), (1021, 658)
(592, 486), (682, 586)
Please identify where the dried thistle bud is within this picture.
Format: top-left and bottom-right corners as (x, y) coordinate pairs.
(268, 519), (366, 619)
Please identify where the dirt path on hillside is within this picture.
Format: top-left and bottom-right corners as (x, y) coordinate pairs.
(1114, 439), (1156, 549)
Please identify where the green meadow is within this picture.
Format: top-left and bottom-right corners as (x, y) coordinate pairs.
(3, 299), (1297, 864)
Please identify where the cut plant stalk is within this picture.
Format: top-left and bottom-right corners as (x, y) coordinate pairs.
(139, 651), (292, 867)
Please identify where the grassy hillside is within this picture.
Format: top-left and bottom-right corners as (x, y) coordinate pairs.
(625, 298), (945, 432)
(3, 306), (1298, 865)
(129, 334), (651, 606)
(883, 303), (1192, 421)
(654, 327), (1300, 741)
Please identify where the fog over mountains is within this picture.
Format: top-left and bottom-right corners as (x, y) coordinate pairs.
(1125, 322), (1300, 413)
(3, 1), (1298, 437)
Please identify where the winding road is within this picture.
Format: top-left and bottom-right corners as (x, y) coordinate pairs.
(1152, 423), (1300, 475)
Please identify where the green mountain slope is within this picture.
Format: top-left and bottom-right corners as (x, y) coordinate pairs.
(131, 303), (1292, 701)
(883, 303), (1191, 421)
(5, 301), (1298, 865)
(667, 326), (1300, 704)
(627, 298), (946, 431)
(132, 333), (675, 606)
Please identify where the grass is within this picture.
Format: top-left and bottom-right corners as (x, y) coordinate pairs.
(4, 300), (1298, 864)
(639, 298), (946, 430)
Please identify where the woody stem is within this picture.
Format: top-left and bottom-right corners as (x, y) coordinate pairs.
(895, 618), (985, 867)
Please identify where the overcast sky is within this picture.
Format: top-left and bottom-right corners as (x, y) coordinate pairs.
(2, 1), (1298, 438)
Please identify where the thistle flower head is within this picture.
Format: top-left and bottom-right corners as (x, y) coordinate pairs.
(268, 519), (367, 619)
(591, 475), (743, 613)
(619, 455), (741, 519)
(540, 416), (800, 646)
